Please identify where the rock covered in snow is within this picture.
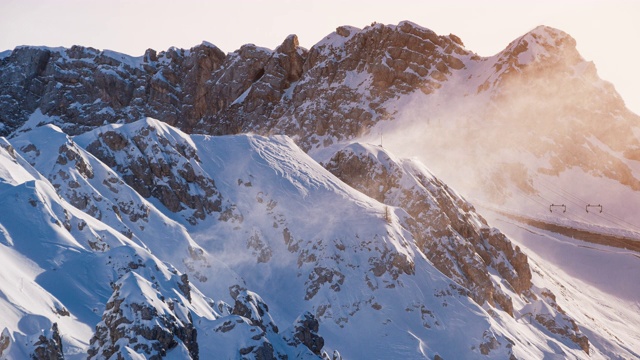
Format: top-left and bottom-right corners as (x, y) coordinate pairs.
(30, 323), (64, 360)
(87, 272), (199, 359)
(284, 312), (324, 356)
(321, 142), (590, 351)
(322, 143), (532, 308)
(77, 118), (223, 224)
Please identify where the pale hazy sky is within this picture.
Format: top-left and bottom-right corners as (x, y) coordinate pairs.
(1, 0), (639, 114)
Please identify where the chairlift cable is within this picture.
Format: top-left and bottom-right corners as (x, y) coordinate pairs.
(599, 211), (640, 233)
(590, 209), (640, 232)
(507, 145), (640, 231)
(536, 178), (587, 207)
(537, 182), (584, 209)
(470, 149), (640, 231)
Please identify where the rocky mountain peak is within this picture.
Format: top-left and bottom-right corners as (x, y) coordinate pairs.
(322, 143), (533, 312)
(77, 118), (223, 224)
(277, 34), (301, 54)
(499, 25), (581, 69)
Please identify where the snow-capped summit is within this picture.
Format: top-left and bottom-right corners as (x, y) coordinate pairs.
(502, 25), (579, 66)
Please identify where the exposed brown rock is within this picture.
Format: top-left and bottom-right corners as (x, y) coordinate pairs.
(323, 144), (531, 315)
(84, 121), (222, 224)
(31, 323), (64, 360)
(286, 311), (324, 356)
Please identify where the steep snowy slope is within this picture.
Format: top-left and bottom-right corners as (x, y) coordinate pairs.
(316, 140), (640, 357)
(3, 118), (621, 358)
(69, 119), (525, 358)
(490, 210), (640, 359)
(10, 120), (238, 294)
(0, 130), (325, 360)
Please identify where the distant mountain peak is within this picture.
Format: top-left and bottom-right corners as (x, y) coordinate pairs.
(500, 24), (580, 67)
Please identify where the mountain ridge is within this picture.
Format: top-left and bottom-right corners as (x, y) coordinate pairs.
(0, 21), (573, 139)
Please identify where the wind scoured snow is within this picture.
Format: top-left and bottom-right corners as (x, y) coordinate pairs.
(488, 211), (640, 359)
(100, 49), (145, 68)
(0, 50), (11, 60)
(1, 117), (637, 359)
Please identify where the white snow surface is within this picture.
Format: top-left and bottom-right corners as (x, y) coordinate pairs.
(0, 118), (638, 359)
(100, 49), (145, 68)
(487, 209), (640, 359)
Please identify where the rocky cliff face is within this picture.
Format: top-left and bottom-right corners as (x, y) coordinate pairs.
(3, 22), (638, 204)
(284, 312), (324, 356)
(323, 143), (532, 311)
(0, 36), (305, 138)
(0, 43), (225, 136)
(81, 118), (223, 225)
(87, 272), (199, 360)
(265, 21), (472, 150)
(321, 142), (587, 352)
(1, 21), (472, 147)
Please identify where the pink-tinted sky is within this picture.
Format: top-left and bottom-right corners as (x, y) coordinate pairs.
(1, 0), (638, 114)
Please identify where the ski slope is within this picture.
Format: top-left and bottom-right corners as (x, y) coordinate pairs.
(488, 210), (640, 359)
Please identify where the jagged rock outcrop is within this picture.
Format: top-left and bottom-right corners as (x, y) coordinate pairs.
(87, 272), (199, 360)
(30, 323), (64, 360)
(79, 118), (222, 224)
(0, 43), (226, 136)
(80, 252), (319, 360)
(0, 36), (308, 138)
(268, 21), (473, 150)
(533, 289), (590, 354)
(219, 288), (326, 360)
(322, 142), (589, 352)
(200, 34), (309, 137)
(322, 143), (531, 312)
(231, 289), (279, 334)
(0, 21), (468, 147)
(285, 312), (324, 356)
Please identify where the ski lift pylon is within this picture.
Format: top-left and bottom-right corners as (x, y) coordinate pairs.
(586, 204), (603, 213)
(549, 204), (566, 213)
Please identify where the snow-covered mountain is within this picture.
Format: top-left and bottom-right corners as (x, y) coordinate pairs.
(0, 20), (639, 359)
(2, 21), (639, 223)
